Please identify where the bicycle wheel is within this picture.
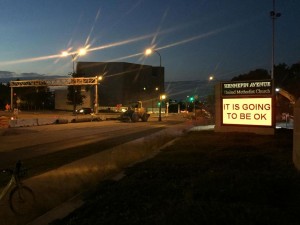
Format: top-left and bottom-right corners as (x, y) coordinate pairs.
(9, 185), (35, 215)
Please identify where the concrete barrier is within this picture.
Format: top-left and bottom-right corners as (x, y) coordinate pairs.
(9, 118), (38, 127)
(9, 118), (58, 128)
(56, 119), (69, 124)
(71, 117), (101, 123)
(37, 118), (57, 126)
(3, 112), (124, 128)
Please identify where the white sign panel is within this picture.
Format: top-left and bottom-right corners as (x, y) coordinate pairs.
(222, 98), (272, 126)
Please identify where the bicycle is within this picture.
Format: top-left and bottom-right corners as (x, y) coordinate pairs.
(0, 160), (35, 215)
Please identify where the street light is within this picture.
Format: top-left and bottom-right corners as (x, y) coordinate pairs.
(145, 48), (164, 118)
(150, 87), (159, 113)
(95, 75), (103, 114)
(61, 47), (87, 74)
(270, 0), (281, 79)
(61, 47), (88, 114)
(145, 48), (161, 67)
(159, 94), (166, 122)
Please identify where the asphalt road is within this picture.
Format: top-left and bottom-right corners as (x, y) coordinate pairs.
(0, 115), (186, 168)
(0, 113), (192, 225)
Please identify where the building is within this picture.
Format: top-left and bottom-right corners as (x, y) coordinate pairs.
(55, 88), (91, 111)
(76, 62), (164, 111)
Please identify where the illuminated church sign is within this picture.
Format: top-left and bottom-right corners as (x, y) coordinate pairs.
(221, 80), (273, 127)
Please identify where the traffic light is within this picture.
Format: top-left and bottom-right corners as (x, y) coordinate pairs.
(189, 96), (194, 102)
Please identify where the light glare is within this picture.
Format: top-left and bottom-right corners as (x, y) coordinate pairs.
(78, 48), (87, 56)
(61, 51), (69, 57)
(145, 48), (153, 55)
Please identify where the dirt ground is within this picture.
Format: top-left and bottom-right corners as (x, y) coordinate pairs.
(50, 128), (300, 225)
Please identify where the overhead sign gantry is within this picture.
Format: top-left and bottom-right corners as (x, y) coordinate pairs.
(9, 77), (99, 110)
(10, 77), (98, 87)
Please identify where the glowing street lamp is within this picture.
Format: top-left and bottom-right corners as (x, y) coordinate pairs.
(61, 47), (87, 73)
(95, 75), (103, 114)
(78, 48), (87, 56)
(270, 0), (281, 79)
(159, 94), (166, 122)
(61, 51), (69, 57)
(145, 48), (161, 67)
(61, 47), (88, 114)
(145, 48), (164, 117)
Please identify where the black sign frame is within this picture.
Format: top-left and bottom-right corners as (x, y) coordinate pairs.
(220, 79), (275, 128)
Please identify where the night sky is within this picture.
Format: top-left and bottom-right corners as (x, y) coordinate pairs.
(0, 0), (299, 82)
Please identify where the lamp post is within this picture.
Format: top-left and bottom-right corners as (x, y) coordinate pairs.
(95, 75), (103, 114)
(145, 48), (161, 67)
(152, 87), (159, 113)
(145, 48), (163, 119)
(270, 0), (281, 79)
(62, 48), (87, 74)
(71, 54), (76, 74)
(159, 94), (166, 122)
(186, 96), (189, 113)
(61, 48), (87, 114)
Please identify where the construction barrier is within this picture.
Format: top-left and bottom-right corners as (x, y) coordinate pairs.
(0, 116), (10, 128)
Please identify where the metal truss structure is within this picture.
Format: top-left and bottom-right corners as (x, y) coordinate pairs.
(10, 77), (98, 87)
(9, 77), (99, 111)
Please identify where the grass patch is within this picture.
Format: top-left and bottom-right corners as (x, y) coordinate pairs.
(52, 129), (300, 225)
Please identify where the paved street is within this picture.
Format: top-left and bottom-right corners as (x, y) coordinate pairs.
(0, 112), (188, 164)
(0, 112), (194, 225)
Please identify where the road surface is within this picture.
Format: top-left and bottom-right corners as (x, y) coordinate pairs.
(0, 115), (187, 167)
(0, 114), (193, 225)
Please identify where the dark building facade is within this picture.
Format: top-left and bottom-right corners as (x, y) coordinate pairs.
(76, 62), (164, 110)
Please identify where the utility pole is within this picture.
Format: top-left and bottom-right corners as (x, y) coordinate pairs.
(270, 0), (281, 79)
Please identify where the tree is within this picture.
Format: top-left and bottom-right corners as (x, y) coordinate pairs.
(0, 83), (10, 109)
(229, 64), (300, 98)
(67, 72), (86, 113)
(18, 86), (53, 110)
(274, 63), (289, 87)
(285, 63), (300, 99)
(204, 94), (215, 118)
(231, 69), (270, 81)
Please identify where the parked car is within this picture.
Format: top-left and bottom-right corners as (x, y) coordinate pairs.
(76, 107), (93, 114)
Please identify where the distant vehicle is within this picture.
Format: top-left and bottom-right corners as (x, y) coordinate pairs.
(119, 101), (150, 122)
(76, 107), (93, 114)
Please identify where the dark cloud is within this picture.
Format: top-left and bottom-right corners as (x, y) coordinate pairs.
(20, 72), (45, 77)
(0, 71), (17, 78)
(0, 71), (67, 83)
(0, 71), (47, 78)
